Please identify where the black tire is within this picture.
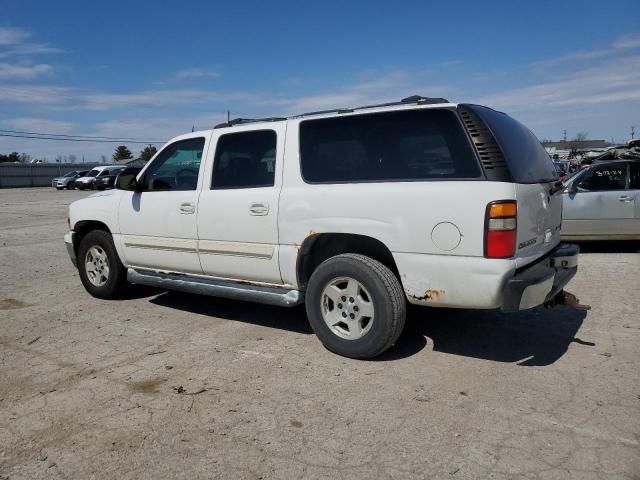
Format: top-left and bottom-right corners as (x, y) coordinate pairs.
(77, 185), (84, 190)
(305, 253), (406, 359)
(77, 230), (127, 299)
(66, 183), (74, 190)
(55, 187), (62, 190)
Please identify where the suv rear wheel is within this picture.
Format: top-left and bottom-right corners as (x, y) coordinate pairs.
(77, 230), (127, 299)
(305, 253), (406, 359)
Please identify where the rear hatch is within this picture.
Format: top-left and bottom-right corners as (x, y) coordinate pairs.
(458, 104), (562, 267)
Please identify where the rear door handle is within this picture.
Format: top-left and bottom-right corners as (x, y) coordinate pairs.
(179, 202), (195, 214)
(617, 195), (633, 202)
(249, 202), (269, 216)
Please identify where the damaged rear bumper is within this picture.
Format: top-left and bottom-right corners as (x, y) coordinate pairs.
(502, 243), (579, 313)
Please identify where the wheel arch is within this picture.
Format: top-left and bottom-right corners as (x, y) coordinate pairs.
(73, 220), (111, 256)
(296, 233), (400, 289)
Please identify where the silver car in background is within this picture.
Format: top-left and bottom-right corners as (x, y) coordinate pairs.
(52, 170), (90, 190)
(561, 160), (640, 240)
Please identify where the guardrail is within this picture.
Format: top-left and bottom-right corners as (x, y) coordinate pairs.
(0, 163), (100, 188)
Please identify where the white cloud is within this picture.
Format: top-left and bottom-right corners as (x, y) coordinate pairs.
(0, 26), (62, 60)
(6, 117), (75, 134)
(612, 33), (640, 50)
(0, 27), (30, 45)
(474, 55), (640, 111)
(0, 63), (52, 79)
(174, 68), (220, 79)
(535, 32), (640, 67)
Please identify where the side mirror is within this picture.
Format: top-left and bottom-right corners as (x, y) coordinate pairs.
(567, 182), (578, 194)
(115, 167), (143, 191)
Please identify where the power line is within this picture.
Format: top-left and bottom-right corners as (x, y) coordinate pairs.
(0, 128), (166, 143)
(0, 133), (164, 144)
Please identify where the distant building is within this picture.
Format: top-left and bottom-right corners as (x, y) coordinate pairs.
(542, 139), (610, 150)
(116, 157), (147, 168)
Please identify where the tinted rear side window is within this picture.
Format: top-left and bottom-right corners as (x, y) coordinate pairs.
(467, 105), (558, 184)
(300, 109), (481, 183)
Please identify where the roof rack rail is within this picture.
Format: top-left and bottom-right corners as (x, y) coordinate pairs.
(214, 117), (286, 129)
(295, 95), (449, 119)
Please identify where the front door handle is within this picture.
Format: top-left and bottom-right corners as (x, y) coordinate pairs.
(179, 202), (196, 214)
(249, 202), (269, 216)
(617, 195), (633, 202)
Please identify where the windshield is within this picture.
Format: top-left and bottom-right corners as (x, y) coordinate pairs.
(87, 169), (99, 177)
(62, 171), (77, 178)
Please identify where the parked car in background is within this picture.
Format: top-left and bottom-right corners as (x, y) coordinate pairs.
(52, 170), (90, 190)
(561, 160), (640, 240)
(75, 166), (117, 190)
(94, 166), (126, 190)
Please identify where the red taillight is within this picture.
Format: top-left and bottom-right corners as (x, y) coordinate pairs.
(485, 200), (517, 258)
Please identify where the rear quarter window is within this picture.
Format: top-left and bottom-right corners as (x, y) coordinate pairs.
(299, 109), (481, 183)
(467, 105), (558, 184)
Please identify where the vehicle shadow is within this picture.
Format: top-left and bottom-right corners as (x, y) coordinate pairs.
(149, 290), (313, 335)
(386, 304), (590, 366)
(574, 240), (639, 254)
(147, 290), (589, 365)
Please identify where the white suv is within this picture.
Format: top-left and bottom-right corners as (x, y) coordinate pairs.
(64, 96), (579, 358)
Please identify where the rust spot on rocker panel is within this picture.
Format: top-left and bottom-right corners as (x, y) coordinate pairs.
(410, 289), (445, 301)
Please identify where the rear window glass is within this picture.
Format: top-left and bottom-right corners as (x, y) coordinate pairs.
(299, 109), (481, 183)
(469, 105), (558, 183)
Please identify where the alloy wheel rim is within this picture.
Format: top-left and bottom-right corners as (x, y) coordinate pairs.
(85, 245), (109, 287)
(320, 277), (374, 340)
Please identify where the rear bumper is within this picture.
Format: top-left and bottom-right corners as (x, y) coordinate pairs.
(502, 243), (578, 312)
(64, 231), (77, 267)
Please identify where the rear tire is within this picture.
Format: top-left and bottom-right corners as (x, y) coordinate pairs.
(77, 230), (127, 299)
(305, 253), (406, 359)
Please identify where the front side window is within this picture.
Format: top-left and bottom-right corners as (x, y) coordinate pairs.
(211, 130), (277, 189)
(142, 137), (204, 191)
(299, 109), (481, 183)
(578, 164), (628, 191)
(87, 169), (99, 177)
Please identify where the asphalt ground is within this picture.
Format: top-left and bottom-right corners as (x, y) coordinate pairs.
(1, 187), (639, 479)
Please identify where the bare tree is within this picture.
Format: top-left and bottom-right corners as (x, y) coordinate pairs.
(570, 132), (589, 154)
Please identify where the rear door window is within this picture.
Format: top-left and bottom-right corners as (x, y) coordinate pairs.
(299, 109), (481, 183)
(211, 130), (277, 189)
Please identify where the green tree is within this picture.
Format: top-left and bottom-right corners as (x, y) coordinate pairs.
(0, 152), (21, 163)
(112, 145), (133, 162)
(140, 145), (158, 162)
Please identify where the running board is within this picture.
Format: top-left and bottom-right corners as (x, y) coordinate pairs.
(127, 268), (303, 307)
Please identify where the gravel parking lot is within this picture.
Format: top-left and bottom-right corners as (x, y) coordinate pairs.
(1, 187), (639, 479)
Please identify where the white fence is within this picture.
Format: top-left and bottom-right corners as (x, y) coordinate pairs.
(0, 163), (100, 188)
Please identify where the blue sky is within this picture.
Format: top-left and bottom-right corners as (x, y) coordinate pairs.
(0, 0), (639, 161)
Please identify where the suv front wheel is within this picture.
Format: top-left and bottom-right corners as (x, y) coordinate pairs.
(305, 253), (406, 359)
(77, 230), (127, 299)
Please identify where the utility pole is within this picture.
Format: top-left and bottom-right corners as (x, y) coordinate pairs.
(227, 110), (231, 123)
(631, 126), (635, 140)
(562, 129), (567, 142)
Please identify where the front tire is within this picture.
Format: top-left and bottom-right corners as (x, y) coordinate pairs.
(305, 253), (406, 359)
(77, 230), (127, 299)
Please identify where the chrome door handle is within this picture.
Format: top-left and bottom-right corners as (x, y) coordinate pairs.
(617, 195), (633, 202)
(179, 202), (195, 214)
(249, 202), (269, 216)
